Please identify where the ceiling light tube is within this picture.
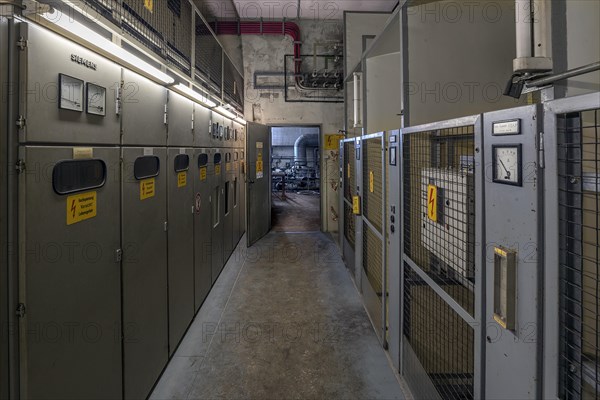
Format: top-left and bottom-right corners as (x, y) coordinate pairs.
(174, 84), (217, 108)
(235, 117), (247, 125)
(215, 106), (237, 120)
(41, 9), (174, 85)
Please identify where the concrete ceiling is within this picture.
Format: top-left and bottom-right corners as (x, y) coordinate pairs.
(196, 1), (398, 20)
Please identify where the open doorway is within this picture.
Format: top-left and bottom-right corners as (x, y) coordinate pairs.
(270, 126), (321, 232)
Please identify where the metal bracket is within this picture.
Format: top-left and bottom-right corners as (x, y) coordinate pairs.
(16, 303), (26, 318)
(163, 104), (168, 125)
(539, 131), (545, 169)
(164, 221), (168, 232)
(16, 37), (27, 50)
(15, 159), (25, 174)
(16, 115), (25, 129)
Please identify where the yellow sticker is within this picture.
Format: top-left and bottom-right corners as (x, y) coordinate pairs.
(256, 160), (263, 173)
(200, 167), (207, 181)
(140, 178), (156, 200)
(369, 171), (374, 193)
(427, 184), (437, 222)
(226, 163), (231, 172)
(347, 163), (351, 179)
(177, 172), (187, 188)
(144, 0), (153, 12)
(215, 164), (221, 175)
(352, 195), (361, 215)
(67, 191), (97, 225)
(325, 134), (344, 150)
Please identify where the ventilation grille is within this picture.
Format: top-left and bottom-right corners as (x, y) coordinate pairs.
(363, 221), (383, 296)
(363, 137), (383, 233)
(558, 108), (600, 400)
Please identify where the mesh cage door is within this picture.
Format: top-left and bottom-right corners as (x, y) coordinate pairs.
(557, 107), (600, 400)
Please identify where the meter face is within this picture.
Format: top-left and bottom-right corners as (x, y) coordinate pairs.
(86, 83), (106, 116)
(59, 74), (84, 112)
(493, 144), (522, 186)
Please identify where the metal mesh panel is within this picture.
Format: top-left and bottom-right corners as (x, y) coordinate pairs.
(224, 56), (243, 111)
(344, 142), (355, 202)
(363, 137), (383, 233)
(344, 202), (355, 248)
(164, 0), (192, 74)
(402, 126), (476, 316)
(558, 108), (600, 400)
(403, 264), (474, 400)
(195, 15), (222, 90)
(363, 223), (383, 296)
(122, 0), (170, 55)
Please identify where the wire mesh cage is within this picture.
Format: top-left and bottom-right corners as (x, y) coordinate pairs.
(558, 107), (600, 400)
(223, 56), (243, 111)
(364, 221), (384, 296)
(343, 142), (356, 248)
(363, 137), (384, 233)
(402, 125), (476, 316)
(403, 265), (475, 400)
(195, 14), (222, 91)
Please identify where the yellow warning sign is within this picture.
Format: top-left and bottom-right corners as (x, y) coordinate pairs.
(427, 184), (437, 222)
(67, 191), (97, 226)
(140, 178), (156, 200)
(226, 163), (231, 172)
(352, 195), (361, 215)
(177, 172), (187, 188)
(200, 167), (207, 181)
(369, 171), (374, 193)
(144, 0), (153, 12)
(215, 164), (221, 175)
(347, 163), (351, 179)
(325, 134), (344, 150)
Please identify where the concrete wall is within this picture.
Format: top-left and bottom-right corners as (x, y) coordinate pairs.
(240, 20), (344, 233)
(406, 0), (526, 126)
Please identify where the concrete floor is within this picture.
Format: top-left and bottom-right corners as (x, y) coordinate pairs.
(271, 192), (321, 232)
(151, 232), (405, 400)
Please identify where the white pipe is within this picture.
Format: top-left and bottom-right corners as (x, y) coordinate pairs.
(353, 72), (363, 128)
(515, 0), (533, 59)
(533, 0), (551, 59)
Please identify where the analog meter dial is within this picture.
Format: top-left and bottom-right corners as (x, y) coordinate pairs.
(493, 144), (522, 186)
(86, 83), (106, 116)
(59, 74), (84, 112)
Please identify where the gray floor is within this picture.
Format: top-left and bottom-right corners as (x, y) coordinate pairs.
(151, 232), (405, 400)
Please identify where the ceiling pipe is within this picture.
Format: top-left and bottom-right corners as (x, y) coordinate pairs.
(294, 133), (319, 167)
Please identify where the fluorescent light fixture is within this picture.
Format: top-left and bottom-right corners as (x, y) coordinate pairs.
(235, 117), (247, 125)
(174, 84), (217, 108)
(215, 106), (237, 120)
(41, 9), (174, 85)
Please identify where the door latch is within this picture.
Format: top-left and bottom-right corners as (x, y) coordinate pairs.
(115, 249), (123, 263)
(16, 303), (26, 318)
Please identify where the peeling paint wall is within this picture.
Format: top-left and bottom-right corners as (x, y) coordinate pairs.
(240, 19), (344, 233)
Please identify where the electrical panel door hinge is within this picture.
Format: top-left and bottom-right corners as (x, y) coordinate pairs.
(16, 37), (27, 50)
(538, 131), (545, 169)
(16, 115), (25, 129)
(16, 303), (26, 318)
(116, 86), (123, 115)
(115, 249), (122, 263)
(15, 160), (25, 174)
(164, 104), (168, 125)
(164, 221), (168, 232)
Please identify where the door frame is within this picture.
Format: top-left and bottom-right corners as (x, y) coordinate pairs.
(267, 124), (324, 232)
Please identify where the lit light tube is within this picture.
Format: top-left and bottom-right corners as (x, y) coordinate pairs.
(174, 84), (217, 108)
(215, 106), (237, 120)
(41, 9), (174, 85)
(235, 117), (247, 125)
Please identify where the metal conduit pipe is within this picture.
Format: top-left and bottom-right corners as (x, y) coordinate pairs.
(513, 0), (552, 73)
(294, 134), (319, 167)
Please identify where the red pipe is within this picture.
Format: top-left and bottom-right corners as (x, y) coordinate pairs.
(211, 21), (302, 73)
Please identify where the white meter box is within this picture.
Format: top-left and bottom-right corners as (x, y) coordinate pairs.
(421, 168), (475, 279)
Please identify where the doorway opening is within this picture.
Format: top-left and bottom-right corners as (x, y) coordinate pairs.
(270, 126), (321, 232)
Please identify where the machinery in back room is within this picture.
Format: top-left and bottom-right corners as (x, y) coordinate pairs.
(271, 130), (321, 193)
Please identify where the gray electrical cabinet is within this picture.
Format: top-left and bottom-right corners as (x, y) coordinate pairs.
(121, 70), (167, 146)
(121, 147), (168, 400)
(18, 23), (121, 145)
(483, 105), (541, 399)
(223, 150), (234, 261)
(167, 91), (194, 147)
(18, 146), (122, 399)
(194, 105), (212, 148)
(239, 147), (247, 240)
(166, 148), (194, 355)
(211, 150), (224, 282)
(194, 148), (213, 309)
(232, 150), (241, 246)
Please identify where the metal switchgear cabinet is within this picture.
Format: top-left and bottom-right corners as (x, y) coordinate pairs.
(18, 146), (122, 399)
(121, 147), (168, 400)
(211, 150), (224, 283)
(223, 150), (234, 262)
(167, 91), (194, 148)
(194, 149), (213, 310)
(167, 148), (195, 356)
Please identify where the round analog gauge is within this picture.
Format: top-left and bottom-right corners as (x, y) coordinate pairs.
(493, 145), (522, 186)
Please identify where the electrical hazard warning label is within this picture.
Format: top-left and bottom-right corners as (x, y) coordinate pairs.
(427, 184), (437, 222)
(67, 191), (97, 225)
(200, 167), (207, 181)
(140, 178), (156, 200)
(178, 172), (187, 188)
